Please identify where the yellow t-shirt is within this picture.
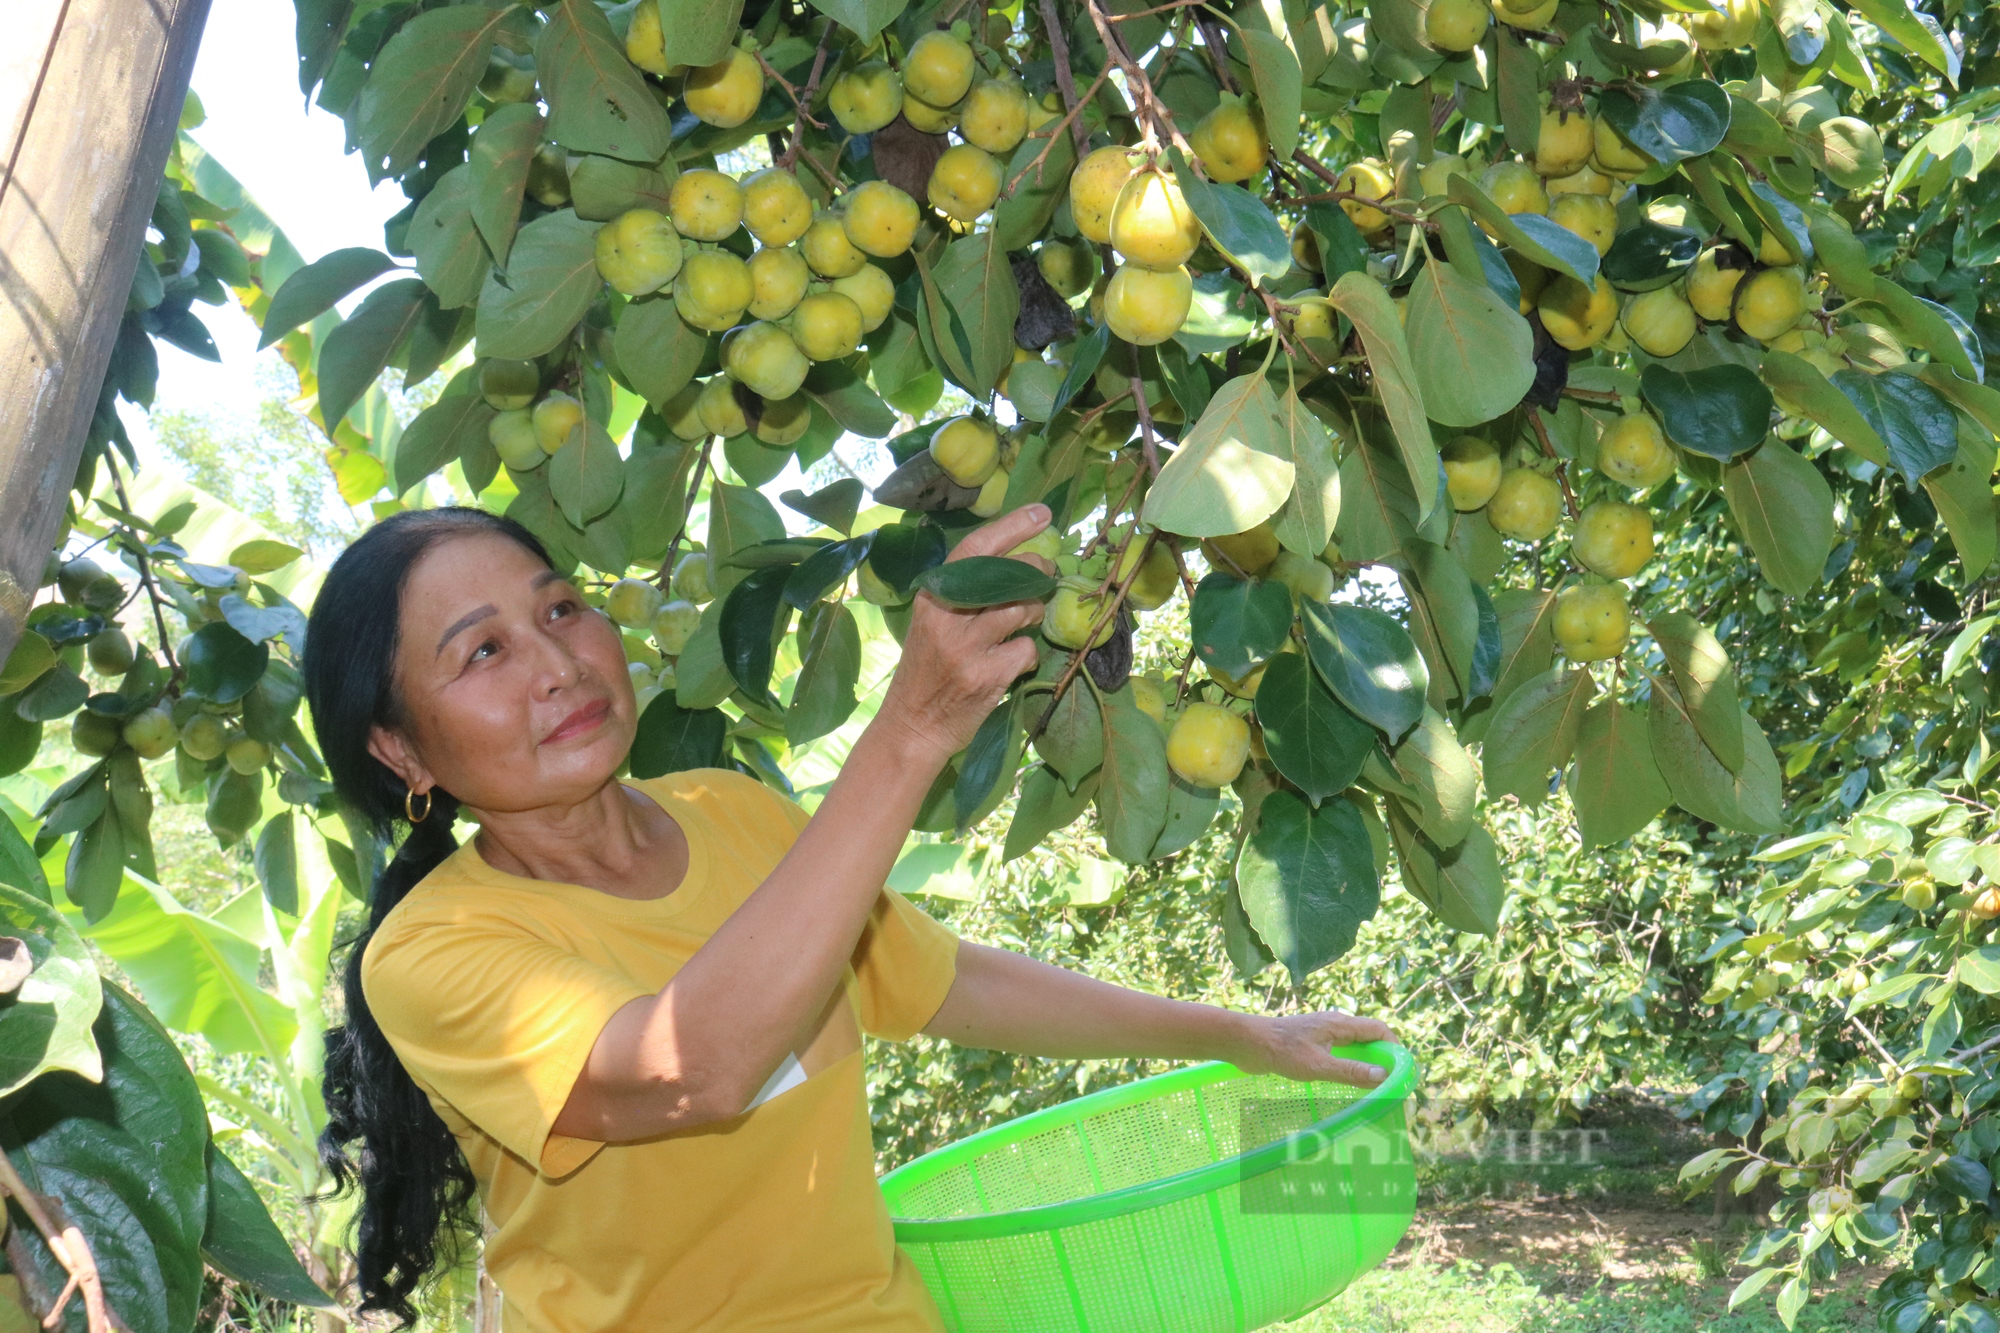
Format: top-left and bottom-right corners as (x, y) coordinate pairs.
(361, 768), (960, 1333)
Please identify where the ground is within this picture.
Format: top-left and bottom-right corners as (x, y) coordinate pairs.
(1276, 1092), (1897, 1333)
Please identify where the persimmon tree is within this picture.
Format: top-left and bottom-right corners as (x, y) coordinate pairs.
(3, 0), (1997, 1326)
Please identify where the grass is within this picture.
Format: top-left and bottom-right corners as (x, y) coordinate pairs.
(1280, 1260), (1876, 1333)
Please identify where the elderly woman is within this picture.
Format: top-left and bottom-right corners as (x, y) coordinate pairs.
(304, 503), (1391, 1331)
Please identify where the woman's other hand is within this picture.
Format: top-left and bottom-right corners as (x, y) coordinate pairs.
(1232, 1009), (1397, 1088)
(876, 504), (1053, 765)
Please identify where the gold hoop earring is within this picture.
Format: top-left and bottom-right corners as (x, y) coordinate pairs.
(406, 789), (431, 824)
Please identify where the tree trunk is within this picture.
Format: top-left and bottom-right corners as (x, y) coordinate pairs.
(0, 0), (212, 662)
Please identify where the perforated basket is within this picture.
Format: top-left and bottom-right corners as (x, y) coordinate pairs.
(878, 1041), (1418, 1333)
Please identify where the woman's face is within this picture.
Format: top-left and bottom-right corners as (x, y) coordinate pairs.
(366, 532), (638, 815)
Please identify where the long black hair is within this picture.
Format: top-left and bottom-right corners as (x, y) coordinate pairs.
(304, 506), (553, 1325)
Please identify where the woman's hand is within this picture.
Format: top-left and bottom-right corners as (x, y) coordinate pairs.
(874, 505), (1054, 768)
(1230, 1009), (1397, 1089)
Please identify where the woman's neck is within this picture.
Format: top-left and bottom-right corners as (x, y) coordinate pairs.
(465, 779), (689, 900)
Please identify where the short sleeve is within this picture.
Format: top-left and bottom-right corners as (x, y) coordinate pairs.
(361, 903), (653, 1179)
(850, 887), (961, 1041)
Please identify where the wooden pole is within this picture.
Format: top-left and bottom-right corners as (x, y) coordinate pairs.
(0, 0), (213, 663)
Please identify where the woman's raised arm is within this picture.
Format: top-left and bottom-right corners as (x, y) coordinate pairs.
(553, 505), (1053, 1142)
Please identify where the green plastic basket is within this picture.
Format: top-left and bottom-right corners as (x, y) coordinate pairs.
(879, 1041), (1418, 1333)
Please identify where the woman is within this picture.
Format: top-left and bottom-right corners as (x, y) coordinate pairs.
(305, 503), (1392, 1331)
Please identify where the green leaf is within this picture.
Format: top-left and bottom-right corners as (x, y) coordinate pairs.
(1255, 653), (1374, 802)
(1924, 432), (1999, 581)
(1482, 667), (1595, 805)
(1762, 350), (1889, 465)
(569, 155), (674, 221)
(953, 701), (1020, 831)
(315, 278), (429, 433)
(67, 874), (297, 1059)
(930, 230), (1021, 397)
(1142, 373), (1295, 538)
(0, 816), (49, 902)
(783, 534), (874, 609)
(1154, 339), (1213, 425)
(1956, 947), (2000, 996)
(661, 0), (745, 67)
(1850, 0), (1959, 84)
(1306, 200), (1372, 285)
(1190, 573), (1293, 679)
(787, 602), (863, 746)
(1151, 773), (1220, 861)
(1445, 176), (1598, 286)
(1601, 220), (1702, 292)
(782, 479), (865, 535)
(252, 813), (298, 916)
(1236, 791), (1380, 984)
(1569, 700), (1672, 848)
(549, 420), (625, 528)
(203, 1143), (334, 1307)
(1381, 708), (1477, 847)
(1404, 254), (1537, 431)
(0, 629), (55, 695)
(1722, 439), (1835, 598)
(1028, 669), (1103, 792)
(538, 0), (672, 162)
(181, 624), (269, 705)
(1270, 384), (1341, 557)
(1328, 272), (1436, 518)
(717, 564), (792, 704)
(1387, 804), (1503, 935)
(1595, 78), (1731, 165)
(1641, 364), (1774, 461)
(1832, 369), (1958, 490)
(614, 296), (706, 408)
(865, 523), (947, 599)
(475, 210), (602, 360)
(393, 379), (495, 494)
(1005, 765), (1100, 863)
(1236, 28), (1302, 162)
(0, 882), (102, 1095)
(1167, 148), (1291, 284)
(631, 695), (728, 776)
(804, 359), (898, 438)
(356, 5), (509, 179)
(1649, 682), (1783, 834)
(993, 123), (1077, 253)
(409, 164), (487, 309)
(912, 556), (1057, 609)
(1300, 601), (1428, 743)
(1098, 692), (1170, 864)
(1400, 539), (1481, 708)
(226, 540), (304, 575)
(255, 247), (395, 350)
(468, 104), (544, 265)
(1650, 612), (1744, 773)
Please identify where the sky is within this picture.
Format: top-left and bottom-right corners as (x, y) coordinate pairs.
(118, 0), (406, 468)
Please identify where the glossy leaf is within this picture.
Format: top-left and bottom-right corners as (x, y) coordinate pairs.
(181, 624), (270, 705)
(1381, 708), (1478, 847)
(203, 1143), (334, 1307)
(717, 564), (792, 705)
(1601, 221), (1702, 291)
(1004, 765), (1101, 862)
(1761, 350), (1888, 465)
(1190, 573), (1293, 679)
(913, 556), (1057, 609)
(787, 602), (863, 746)
(1595, 78), (1731, 164)
(1832, 369), (1958, 489)
(1446, 176), (1597, 286)
(1640, 364), (1774, 461)
(1168, 147), (1291, 283)
(1255, 653), (1374, 802)
(1300, 601), (1428, 743)
(1404, 254), (1537, 430)
(1236, 791), (1380, 984)
(630, 695), (729, 776)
